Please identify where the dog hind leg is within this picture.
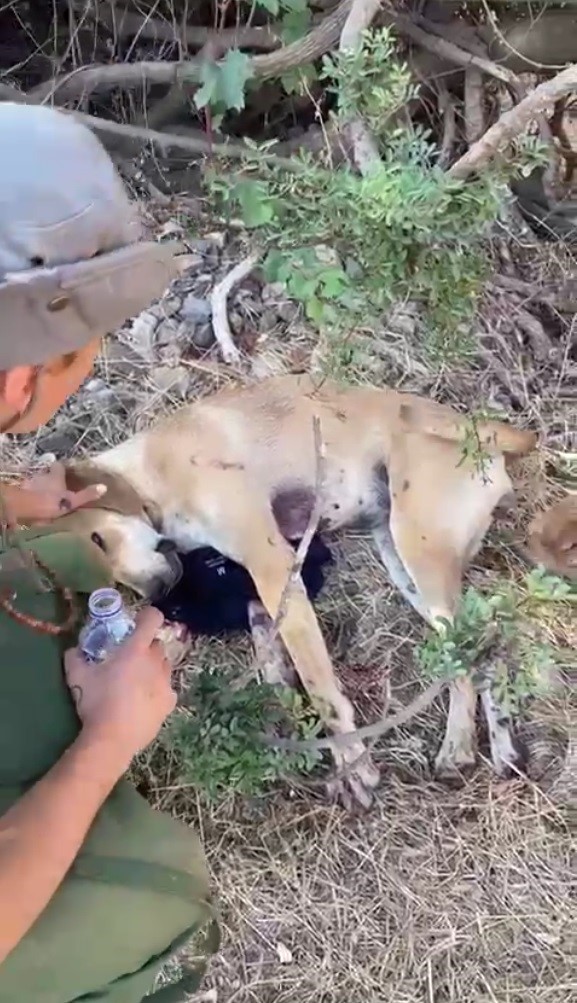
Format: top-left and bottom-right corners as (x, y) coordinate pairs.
(372, 522), (478, 777)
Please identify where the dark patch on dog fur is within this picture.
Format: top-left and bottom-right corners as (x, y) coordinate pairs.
(271, 486), (315, 539)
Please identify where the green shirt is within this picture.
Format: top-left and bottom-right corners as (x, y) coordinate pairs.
(0, 528), (217, 1002)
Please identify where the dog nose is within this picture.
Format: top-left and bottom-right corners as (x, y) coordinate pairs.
(155, 537), (177, 556)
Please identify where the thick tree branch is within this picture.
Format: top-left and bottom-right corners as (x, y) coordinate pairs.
(29, 0), (353, 106)
(449, 64), (577, 181)
(339, 0), (382, 176)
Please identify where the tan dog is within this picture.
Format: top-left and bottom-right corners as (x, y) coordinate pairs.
(57, 375), (537, 803)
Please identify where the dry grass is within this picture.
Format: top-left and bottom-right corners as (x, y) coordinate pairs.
(1, 207), (575, 1002)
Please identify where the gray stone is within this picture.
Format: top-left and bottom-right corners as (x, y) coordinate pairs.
(155, 318), (181, 349)
(276, 300), (300, 324)
(191, 322), (215, 349)
(102, 339), (146, 377)
(259, 308), (279, 334)
(262, 282), (286, 302)
(344, 256), (364, 280)
(180, 294), (212, 324)
(150, 365), (190, 397)
(126, 309), (158, 361)
(157, 342), (181, 366)
(36, 431), (77, 456)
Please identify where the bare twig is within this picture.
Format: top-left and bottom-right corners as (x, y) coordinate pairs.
(210, 253), (260, 364)
(94, 4), (282, 52)
(269, 675), (450, 750)
(339, 0), (382, 176)
(449, 64), (577, 180)
(272, 416), (327, 635)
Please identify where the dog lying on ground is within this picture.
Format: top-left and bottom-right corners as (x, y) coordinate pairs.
(57, 375), (537, 804)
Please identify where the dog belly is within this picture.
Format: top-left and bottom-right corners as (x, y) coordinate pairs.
(272, 461), (390, 538)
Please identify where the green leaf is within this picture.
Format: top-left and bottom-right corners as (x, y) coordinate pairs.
(280, 7), (312, 44)
(236, 181), (274, 228)
(194, 61), (220, 110)
(306, 295), (325, 324)
(195, 50), (253, 113)
(219, 48), (253, 112)
(257, 0), (280, 13)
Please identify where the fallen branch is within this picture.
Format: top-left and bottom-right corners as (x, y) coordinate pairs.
(464, 65), (485, 145)
(29, 59), (200, 104)
(339, 0), (382, 176)
(449, 64), (577, 180)
(29, 0), (353, 106)
(269, 675), (450, 750)
(0, 82), (301, 169)
(210, 253), (260, 364)
(388, 7), (522, 92)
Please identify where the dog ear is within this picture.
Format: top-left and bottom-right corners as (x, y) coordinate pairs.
(65, 462), (162, 528)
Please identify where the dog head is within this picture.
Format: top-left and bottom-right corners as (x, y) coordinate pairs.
(527, 495), (577, 581)
(60, 462), (183, 598)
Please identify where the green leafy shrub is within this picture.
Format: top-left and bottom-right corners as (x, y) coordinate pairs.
(418, 569), (573, 713)
(208, 27), (546, 368)
(160, 668), (322, 800)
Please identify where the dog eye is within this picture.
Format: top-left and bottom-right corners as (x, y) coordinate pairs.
(91, 532), (106, 552)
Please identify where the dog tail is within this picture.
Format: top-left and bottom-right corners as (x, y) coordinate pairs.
(398, 401), (538, 456)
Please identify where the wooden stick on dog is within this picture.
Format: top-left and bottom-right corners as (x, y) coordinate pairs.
(272, 414), (326, 636)
(269, 675), (452, 751)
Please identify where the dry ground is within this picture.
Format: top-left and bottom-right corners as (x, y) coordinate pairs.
(1, 204), (575, 1003)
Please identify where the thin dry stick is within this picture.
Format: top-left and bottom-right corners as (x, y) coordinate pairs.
(269, 675), (451, 750)
(0, 81), (303, 170)
(449, 63), (577, 180)
(339, 0), (382, 176)
(94, 3), (282, 52)
(210, 253), (260, 364)
(271, 415), (326, 636)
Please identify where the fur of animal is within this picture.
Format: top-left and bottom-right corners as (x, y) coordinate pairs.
(57, 375), (537, 804)
(527, 495), (577, 580)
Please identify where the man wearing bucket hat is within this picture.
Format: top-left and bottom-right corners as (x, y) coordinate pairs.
(0, 103), (217, 1002)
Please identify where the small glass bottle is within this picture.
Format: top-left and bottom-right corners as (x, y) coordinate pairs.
(79, 588), (135, 664)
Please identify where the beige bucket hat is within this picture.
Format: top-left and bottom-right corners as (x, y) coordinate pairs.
(0, 102), (180, 369)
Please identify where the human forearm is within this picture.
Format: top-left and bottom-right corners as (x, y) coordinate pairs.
(0, 727), (130, 964)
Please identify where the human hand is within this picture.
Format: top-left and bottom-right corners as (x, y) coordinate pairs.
(64, 607), (176, 765)
(10, 461), (107, 524)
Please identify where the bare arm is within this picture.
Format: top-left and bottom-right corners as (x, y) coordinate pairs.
(0, 607), (175, 965)
(0, 728), (129, 963)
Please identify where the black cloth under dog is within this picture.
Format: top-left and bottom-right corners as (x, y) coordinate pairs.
(155, 535), (333, 636)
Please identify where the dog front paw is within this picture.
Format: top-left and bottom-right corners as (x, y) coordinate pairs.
(326, 744), (380, 809)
